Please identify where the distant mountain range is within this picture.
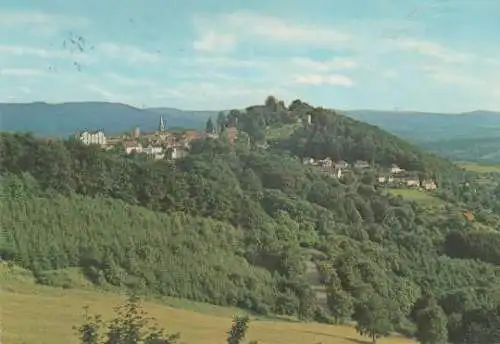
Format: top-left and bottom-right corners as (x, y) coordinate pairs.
(0, 102), (217, 138)
(2, 101), (500, 163)
(343, 109), (500, 142)
(343, 109), (500, 163)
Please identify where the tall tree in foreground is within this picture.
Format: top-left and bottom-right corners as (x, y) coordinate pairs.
(227, 315), (250, 344)
(352, 295), (393, 344)
(74, 294), (180, 344)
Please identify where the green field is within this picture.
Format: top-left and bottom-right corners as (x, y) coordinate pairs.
(0, 263), (415, 344)
(387, 188), (445, 206)
(459, 162), (500, 173)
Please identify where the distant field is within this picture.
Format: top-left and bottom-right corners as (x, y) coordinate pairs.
(1, 264), (415, 344)
(459, 162), (500, 173)
(387, 188), (444, 205)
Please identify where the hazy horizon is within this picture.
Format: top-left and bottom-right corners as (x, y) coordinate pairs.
(0, 100), (499, 115)
(1, 0), (499, 112)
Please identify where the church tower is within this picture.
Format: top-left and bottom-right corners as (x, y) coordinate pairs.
(158, 115), (166, 133)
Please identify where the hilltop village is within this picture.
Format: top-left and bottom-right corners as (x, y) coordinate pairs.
(76, 115), (238, 160)
(77, 113), (438, 194)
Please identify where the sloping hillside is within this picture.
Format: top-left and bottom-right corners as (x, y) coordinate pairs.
(264, 100), (456, 174)
(2, 97), (500, 343)
(1, 264), (415, 344)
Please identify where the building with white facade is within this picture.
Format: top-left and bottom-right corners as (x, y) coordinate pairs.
(79, 130), (107, 146)
(143, 145), (163, 156)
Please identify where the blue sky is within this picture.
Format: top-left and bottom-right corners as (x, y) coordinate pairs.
(0, 0), (499, 112)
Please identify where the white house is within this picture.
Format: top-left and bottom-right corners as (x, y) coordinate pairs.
(405, 177), (420, 187)
(335, 160), (349, 169)
(79, 130), (107, 146)
(421, 179), (437, 190)
(390, 164), (404, 174)
(318, 157), (333, 167)
(143, 145), (163, 155)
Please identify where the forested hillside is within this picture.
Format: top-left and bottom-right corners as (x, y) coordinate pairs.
(270, 100), (454, 174)
(2, 97), (500, 343)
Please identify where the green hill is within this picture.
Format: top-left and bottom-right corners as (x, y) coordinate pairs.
(267, 100), (455, 174)
(2, 97), (500, 343)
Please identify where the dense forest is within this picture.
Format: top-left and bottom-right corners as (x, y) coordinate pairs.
(2, 97), (500, 343)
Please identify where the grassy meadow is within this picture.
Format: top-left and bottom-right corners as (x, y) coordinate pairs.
(0, 263), (416, 344)
(458, 162), (500, 173)
(387, 188), (445, 206)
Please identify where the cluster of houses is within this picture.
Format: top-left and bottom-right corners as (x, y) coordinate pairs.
(303, 157), (437, 191)
(77, 115), (238, 160)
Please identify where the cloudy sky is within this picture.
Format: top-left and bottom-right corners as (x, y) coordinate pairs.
(0, 0), (499, 112)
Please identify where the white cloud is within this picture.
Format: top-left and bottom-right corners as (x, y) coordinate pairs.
(291, 57), (356, 71)
(0, 44), (93, 63)
(96, 43), (161, 64)
(4, 96), (26, 102)
(0, 10), (89, 27)
(0, 10), (89, 36)
(0, 45), (66, 59)
(193, 11), (350, 52)
(394, 38), (472, 63)
(193, 31), (236, 53)
(0, 42), (160, 66)
(294, 74), (354, 87)
(0, 68), (47, 77)
(226, 12), (350, 44)
(191, 57), (260, 68)
(153, 81), (290, 102)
